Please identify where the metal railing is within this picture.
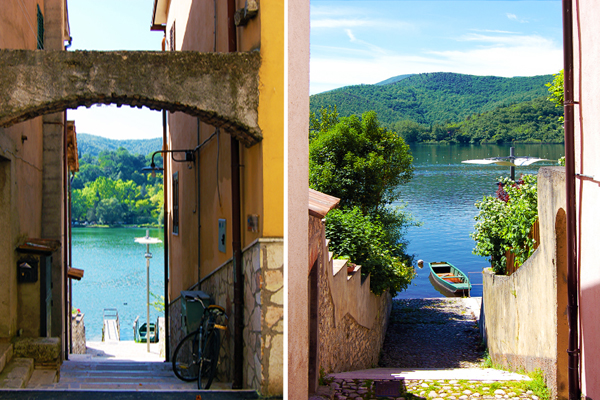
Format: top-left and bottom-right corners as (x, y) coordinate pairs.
(467, 271), (484, 298)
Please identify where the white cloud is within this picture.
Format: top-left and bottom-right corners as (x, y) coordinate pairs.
(312, 18), (371, 29)
(345, 29), (357, 42)
(506, 13), (528, 23)
(310, 33), (562, 94)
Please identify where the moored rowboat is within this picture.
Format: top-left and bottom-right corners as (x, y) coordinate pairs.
(428, 261), (471, 297)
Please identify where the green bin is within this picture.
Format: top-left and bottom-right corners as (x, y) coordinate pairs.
(180, 290), (212, 334)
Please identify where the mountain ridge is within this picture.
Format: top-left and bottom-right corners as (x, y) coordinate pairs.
(77, 133), (162, 157)
(310, 72), (555, 127)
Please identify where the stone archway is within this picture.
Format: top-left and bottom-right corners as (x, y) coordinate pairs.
(0, 49), (261, 146)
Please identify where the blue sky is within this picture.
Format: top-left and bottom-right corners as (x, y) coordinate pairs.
(66, 0), (163, 140)
(65, 0), (563, 139)
(310, 1), (563, 94)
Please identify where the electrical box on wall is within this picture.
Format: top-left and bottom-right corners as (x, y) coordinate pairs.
(17, 258), (38, 283)
(247, 214), (259, 232)
(218, 219), (226, 253)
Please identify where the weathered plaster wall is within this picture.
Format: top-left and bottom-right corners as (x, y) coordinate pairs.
(572, 2), (600, 398)
(482, 167), (567, 400)
(0, 0), (62, 341)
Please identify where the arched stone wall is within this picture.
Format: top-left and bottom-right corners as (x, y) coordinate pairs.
(0, 49), (261, 146)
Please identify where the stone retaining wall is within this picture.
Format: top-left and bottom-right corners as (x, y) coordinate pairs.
(167, 238), (283, 396)
(311, 214), (392, 375)
(70, 313), (86, 354)
(318, 265), (392, 373)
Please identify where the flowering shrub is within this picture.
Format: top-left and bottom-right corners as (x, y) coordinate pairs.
(471, 174), (538, 274)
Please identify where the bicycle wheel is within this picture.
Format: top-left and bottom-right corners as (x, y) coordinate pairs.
(198, 328), (220, 389)
(172, 330), (201, 381)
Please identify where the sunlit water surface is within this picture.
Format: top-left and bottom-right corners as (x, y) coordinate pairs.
(72, 227), (165, 341)
(394, 144), (564, 299)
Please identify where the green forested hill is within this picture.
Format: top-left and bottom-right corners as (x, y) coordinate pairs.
(310, 72), (555, 127)
(77, 133), (162, 157)
(391, 96), (563, 144)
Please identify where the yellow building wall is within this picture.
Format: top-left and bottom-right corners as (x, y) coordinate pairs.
(164, 0), (284, 296)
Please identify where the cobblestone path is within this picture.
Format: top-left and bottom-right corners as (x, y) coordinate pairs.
(379, 298), (484, 368)
(311, 299), (546, 400)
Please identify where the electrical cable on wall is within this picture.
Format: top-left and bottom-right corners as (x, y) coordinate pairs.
(17, 0), (42, 49)
(0, 144), (42, 172)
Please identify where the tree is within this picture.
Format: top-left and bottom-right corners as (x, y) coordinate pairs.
(309, 110), (413, 215)
(95, 197), (125, 225)
(310, 108), (417, 295)
(546, 70), (564, 123)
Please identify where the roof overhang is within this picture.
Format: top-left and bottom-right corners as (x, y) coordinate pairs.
(309, 189), (341, 219)
(151, 0), (169, 32)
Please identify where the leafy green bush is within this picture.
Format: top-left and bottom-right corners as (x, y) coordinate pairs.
(471, 175), (538, 274)
(310, 109), (417, 295)
(325, 207), (415, 296)
(309, 110), (413, 214)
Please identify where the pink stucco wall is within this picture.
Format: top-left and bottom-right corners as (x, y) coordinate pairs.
(286, 0), (310, 398)
(572, 1), (600, 398)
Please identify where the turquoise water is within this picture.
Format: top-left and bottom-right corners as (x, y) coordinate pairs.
(71, 227), (165, 341)
(395, 143), (565, 299)
(71, 144), (565, 336)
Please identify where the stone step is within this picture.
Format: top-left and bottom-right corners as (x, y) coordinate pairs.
(61, 361), (172, 372)
(0, 343), (13, 374)
(25, 369), (58, 388)
(58, 373), (179, 383)
(60, 368), (174, 377)
(12, 337), (60, 369)
(0, 389), (259, 400)
(0, 357), (34, 388)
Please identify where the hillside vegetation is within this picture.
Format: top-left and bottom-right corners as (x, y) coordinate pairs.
(72, 136), (164, 226)
(77, 133), (162, 157)
(310, 72), (562, 144)
(392, 96), (563, 144)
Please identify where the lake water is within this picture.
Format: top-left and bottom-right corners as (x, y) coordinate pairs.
(71, 227), (165, 341)
(394, 143), (564, 299)
(71, 144), (565, 339)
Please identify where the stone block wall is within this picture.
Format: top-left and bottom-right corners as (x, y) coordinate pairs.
(318, 262), (391, 373)
(167, 238), (283, 396)
(242, 239), (283, 396)
(311, 213), (392, 375)
(70, 313), (85, 354)
(199, 258), (234, 384)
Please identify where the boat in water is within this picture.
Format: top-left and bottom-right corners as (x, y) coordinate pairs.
(428, 261), (471, 297)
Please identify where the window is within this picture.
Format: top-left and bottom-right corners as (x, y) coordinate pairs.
(169, 21), (176, 51)
(36, 4), (44, 49)
(172, 171), (179, 235)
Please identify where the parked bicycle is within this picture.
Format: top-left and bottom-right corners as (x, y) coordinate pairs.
(172, 296), (228, 389)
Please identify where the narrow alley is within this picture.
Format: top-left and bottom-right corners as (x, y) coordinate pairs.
(312, 298), (547, 400)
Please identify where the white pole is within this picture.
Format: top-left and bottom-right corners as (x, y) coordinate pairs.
(146, 229), (150, 353)
(147, 241), (150, 352)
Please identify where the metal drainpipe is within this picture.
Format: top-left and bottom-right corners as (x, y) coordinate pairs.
(228, 0), (243, 389)
(562, 0), (581, 399)
(197, 118), (201, 291)
(63, 112), (69, 360)
(162, 109), (170, 361)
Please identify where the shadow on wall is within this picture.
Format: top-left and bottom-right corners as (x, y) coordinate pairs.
(580, 281), (600, 400)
